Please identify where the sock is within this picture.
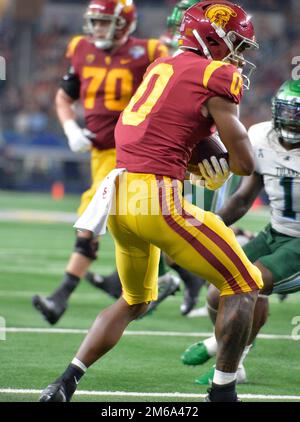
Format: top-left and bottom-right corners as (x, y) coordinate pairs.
(158, 254), (168, 277)
(213, 369), (237, 385)
(209, 380), (238, 402)
(72, 357), (87, 373)
(203, 335), (218, 357)
(238, 344), (252, 368)
(58, 361), (86, 401)
(50, 272), (80, 303)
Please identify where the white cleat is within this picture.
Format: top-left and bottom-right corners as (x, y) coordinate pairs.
(187, 306), (209, 318)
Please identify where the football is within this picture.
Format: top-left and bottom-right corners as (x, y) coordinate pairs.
(187, 133), (229, 176)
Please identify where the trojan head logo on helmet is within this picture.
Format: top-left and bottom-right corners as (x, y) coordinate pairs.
(204, 4), (237, 29)
(84, 0), (137, 50)
(179, 1), (259, 89)
(272, 80), (300, 145)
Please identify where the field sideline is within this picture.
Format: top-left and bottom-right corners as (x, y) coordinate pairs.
(0, 190), (300, 402)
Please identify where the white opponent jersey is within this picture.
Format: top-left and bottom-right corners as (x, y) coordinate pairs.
(248, 121), (300, 237)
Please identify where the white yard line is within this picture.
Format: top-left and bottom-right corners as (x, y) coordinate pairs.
(0, 210), (76, 223)
(0, 388), (299, 401)
(0, 327), (297, 340)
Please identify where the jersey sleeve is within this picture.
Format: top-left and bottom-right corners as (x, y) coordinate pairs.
(65, 35), (85, 60)
(202, 61), (243, 104)
(147, 39), (169, 63)
(248, 122), (273, 174)
(60, 70), (80, 100)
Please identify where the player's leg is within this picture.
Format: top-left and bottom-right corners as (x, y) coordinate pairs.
(182, 228), (272, 365)
(32, 149), (116, 324)
(145, 177), (263, 401)
(167, 257), (206, 316)
(86, 253), (181, 312)
(39, 222), (160, 402)
(192, 227), (300, 385)
(85, 270), (123, 299)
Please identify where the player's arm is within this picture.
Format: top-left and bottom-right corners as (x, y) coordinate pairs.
(206, 96), (255, 176)
(55, 88), (76, 125)
(56, 70), (93, 153)
(217, 171), (264, 226)
(147, 39), (169, 62)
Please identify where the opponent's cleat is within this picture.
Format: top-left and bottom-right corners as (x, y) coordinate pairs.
(39, 382), (67, 402)
(195, 364), (247, 386)
(195, 365), (215, 385)
(141, 273), (180, 317)
(181, 341), (211, 366)
(32, 295), (67, 325)
(180, 278), (204, 316)
(85, 272), (121, 299)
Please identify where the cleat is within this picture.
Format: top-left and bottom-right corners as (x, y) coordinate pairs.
(32, 295), (67, 325)
(140, 273), (180, 317)
(85, 272), (121, 299)
(203, 383), (241, 402)
(180, 278), (204, 316)
(196, 364), (247, 386)
(181, 341), (211, 366)
(187, 306), (209, 318)
(278, 293), (288, 302)
(203, 392), (241, 402)
(195, 365), (215, 385)
(39, 382), (67, 402)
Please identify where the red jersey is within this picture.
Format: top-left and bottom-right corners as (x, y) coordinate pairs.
(115, 51), (243, 180)
(66, 36), (168, 150)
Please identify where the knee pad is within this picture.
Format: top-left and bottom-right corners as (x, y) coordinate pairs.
(75, 236), (99, 260)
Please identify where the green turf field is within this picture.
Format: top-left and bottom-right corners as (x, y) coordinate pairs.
(0, 191), (300, 402)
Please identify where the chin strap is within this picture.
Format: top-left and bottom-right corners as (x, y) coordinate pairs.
(192, 29), (212, 60)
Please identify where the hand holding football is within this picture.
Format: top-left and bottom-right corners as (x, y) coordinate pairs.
(188, 133), (229, 177)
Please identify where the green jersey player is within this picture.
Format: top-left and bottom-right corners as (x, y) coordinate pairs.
(181, 79), (300, 385)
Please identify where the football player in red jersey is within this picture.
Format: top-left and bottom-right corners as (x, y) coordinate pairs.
(39, 1), (263, 402)
(32, 0), (169, 324)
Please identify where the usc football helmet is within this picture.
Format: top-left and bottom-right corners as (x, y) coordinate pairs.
(84, 0), (137, 50)
(272, 80), (300, 144)
(179, 1), (259, 89)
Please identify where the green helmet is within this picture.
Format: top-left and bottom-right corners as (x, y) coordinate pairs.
(165, 0), (200, 51)
(272, 79), (300, 144)
(167, 0), (199, 33)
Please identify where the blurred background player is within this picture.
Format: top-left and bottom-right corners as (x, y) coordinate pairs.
(181, 79), (300, 385)
(39, 1), (263, 403)
(32, 0), (173, 324)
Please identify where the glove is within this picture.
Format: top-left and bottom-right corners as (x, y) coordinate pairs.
(198, 156), (230, 190)
(63, 120), (94, 153)
(189, 172), (205, 187)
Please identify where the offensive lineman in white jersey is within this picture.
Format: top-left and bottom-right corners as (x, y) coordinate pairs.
(181, 79), (300, 385)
